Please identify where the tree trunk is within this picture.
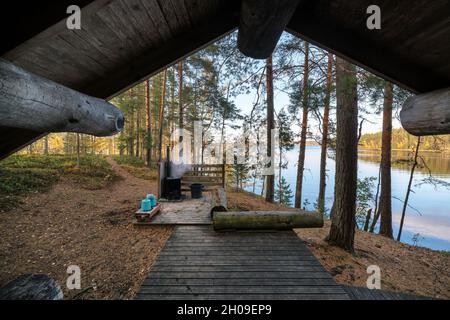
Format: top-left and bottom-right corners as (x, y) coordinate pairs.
(295, 42), (310, 208)
(327, 57), (358, 252)
(379, 82), (394, 238)
(318, 52), (333, 213)
(369, 164), (382, 232)
(397, 137), (421, 241)
(158, 70), (167, 162)
(76, 133), (81, 168)
(43, 135), (49, 155)
(170, 67), (176, 148)
(265, 55), (275, 203)
(145, 79), (152, 167)
(178, 61), (184, 160)
(136, 105), (141, 158)
(363, 208), (372, 231)
(129, 109), (134, 157)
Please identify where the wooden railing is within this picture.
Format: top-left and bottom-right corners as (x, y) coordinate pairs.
(181, 164), (225, 191)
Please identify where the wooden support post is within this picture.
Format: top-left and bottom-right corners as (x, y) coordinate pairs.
(237, 0), (301, 59)
(213, 210), (324, 230)
(400, 87), (450, 136)
(0, 59), (124, 136)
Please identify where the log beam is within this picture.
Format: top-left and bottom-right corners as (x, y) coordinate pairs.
(213, 210), (323, 231)
(0, 59), (124, 136)
(237, 0), (301, 59)
(0, 273), (63, 300)
(400, 87), (450, 136)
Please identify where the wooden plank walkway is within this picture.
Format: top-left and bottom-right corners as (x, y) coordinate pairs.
(137, 226), (350, 300)
(138, 196), (212, 225)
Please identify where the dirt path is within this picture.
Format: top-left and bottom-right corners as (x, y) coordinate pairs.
(0, 158), (173, 299)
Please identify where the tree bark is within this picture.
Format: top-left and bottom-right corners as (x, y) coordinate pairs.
(136, 103), (141, 158)
(379, 82), (394, 238)
(327, 57), (358, 252)
(76, 133), (81, 168)
(295, 42), (310, 208)
(213, 210), (324, 231)
(265, 55), (275, 203)
(145, 79), (152, 167)
(158, 70), (167, 162)
(369, 164), (382, 232)
(178, 61), (184, 160)
(397, 137), (421, 241)
(318, 52), (333, 213)
(0, 59), (124, 136)
(170, 67), (176, 148)
(43, 135), (49, 155)
(400, 87), (450, 136)
(363, 208), (372, 231)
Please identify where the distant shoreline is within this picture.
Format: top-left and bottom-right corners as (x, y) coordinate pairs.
(305, 144), (449, 153)
(358, 147), (449, 153)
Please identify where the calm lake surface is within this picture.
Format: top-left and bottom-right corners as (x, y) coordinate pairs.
(245, 146), (450, 251)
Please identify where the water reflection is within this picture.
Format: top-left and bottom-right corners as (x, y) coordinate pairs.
(358, 149), (450, 177)
(245, 146), (450, 251)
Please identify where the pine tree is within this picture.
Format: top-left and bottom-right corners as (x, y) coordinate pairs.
(275, 176), (293, 206)
(295, 41), (310, 208)
(327, 57), (358, 252)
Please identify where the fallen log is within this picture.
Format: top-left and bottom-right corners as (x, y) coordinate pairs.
(237, 0), (301, 59)
(400, 87), (450, 136)
(213, 210), (324, 231)
(0, 58), (124, 136)
(0, 273), (63, 300)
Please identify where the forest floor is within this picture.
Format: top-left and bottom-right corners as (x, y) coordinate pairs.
(0, 156), (172, 299)
(1, 155), (449, 299)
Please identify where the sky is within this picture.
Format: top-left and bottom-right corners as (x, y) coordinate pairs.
(233, 89), (402, 137)
(226, 31), (403, 137)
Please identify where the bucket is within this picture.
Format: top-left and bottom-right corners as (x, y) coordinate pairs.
(141, 199), (152, 212)
(147, 194), (157, 207)
(190, 183), (204, 199)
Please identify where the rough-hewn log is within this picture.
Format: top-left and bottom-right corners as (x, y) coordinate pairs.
(213, 210), (323, 231)
(237, 0), (301, 59)
(400, 87), (450, 136)
(0, 58), (124, 136)
(210, 188), (228, 217)
(0, 273), (63, 300)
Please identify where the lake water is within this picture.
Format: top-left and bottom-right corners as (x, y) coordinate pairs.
(245, 146), (450, 251)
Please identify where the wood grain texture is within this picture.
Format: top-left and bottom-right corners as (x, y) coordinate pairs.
(213, 210), (324, 230)
(238, 0), (300, 59)
(0, 273), (63, 300)
(400, 87), (450, 136)
(0, 59), (124, 136)
(137, 225), (349, 300)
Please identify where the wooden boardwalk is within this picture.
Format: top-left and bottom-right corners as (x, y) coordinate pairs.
(137, 196), (213, 225)
(137, 226), (350, 300)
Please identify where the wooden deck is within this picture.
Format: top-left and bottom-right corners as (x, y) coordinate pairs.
(137, 226), (350, 300)
(135, 195), (213, 225)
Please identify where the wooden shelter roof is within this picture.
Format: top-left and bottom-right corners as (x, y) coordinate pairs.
(1, 0), (449, 159)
